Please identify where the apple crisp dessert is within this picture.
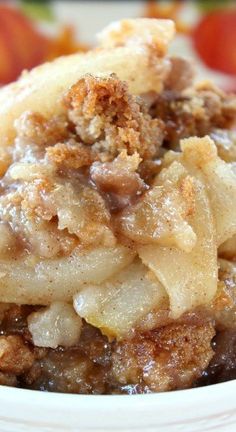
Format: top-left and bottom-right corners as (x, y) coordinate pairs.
(0, 19), (235, 394)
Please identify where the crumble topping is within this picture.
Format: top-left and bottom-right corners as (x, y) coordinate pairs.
(65, 74), (164, 161)
(152, 82), (236, 147)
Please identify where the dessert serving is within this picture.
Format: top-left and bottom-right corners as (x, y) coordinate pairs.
(0, 18), (235, 394)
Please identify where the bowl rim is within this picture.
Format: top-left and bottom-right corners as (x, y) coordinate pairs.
(0, 380), (235, 431)
(0, 377), (235, 399)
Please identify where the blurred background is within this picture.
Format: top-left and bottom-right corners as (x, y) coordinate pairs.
(0, 0), (236, 90)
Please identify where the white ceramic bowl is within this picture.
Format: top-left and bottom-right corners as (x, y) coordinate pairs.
(0, 380), (235, 432)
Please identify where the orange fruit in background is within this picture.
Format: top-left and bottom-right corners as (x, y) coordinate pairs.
(0, 4), (50, 84)
(192, 9), (236, 75)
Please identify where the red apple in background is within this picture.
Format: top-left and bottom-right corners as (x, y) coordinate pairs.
(192, 9), (236, 76)
(0, 4), (50, 84)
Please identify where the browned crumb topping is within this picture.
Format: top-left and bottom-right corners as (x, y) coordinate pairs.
(152, 83), (236, 147)
(46, 140), (94, 170)
(65, 74), (164, 161)
(0, 335), (34, 375)
(15, 112), (69, 148)
(112, 321), (215, 392)
(0, 371), (18, 387)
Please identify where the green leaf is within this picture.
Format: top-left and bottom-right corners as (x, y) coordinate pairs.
(196, 0), (234, 13)
(19, 0), (54, 22)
